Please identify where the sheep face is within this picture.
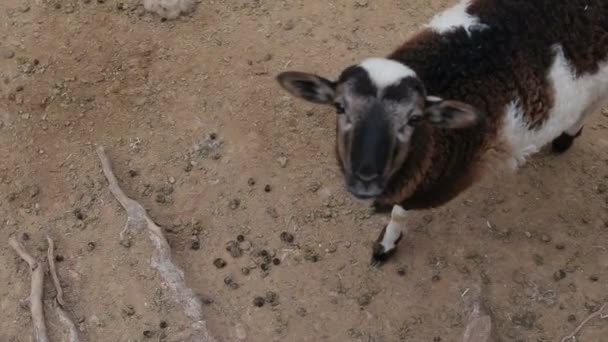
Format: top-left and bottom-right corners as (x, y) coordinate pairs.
(276, 58), (482, 200)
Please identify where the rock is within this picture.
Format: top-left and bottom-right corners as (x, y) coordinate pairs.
(213, 258), (227, 269)
(226, 241), (242, 258)
(296, 307), (307, 317)
(239, 240), (252, 251)
(253, 297), (265, 307)
(266, 207), (279, 219)
(277, 156), (288, 168)
(229, 198), (241, 210)
(553, 269), (566, 281)
(357, 293), (372, 306)
(1, 49), (15, 59)
(511, 311), (536, 329)
(265, 291), (279, 306)
(283, 20), (295, 31)
(354, 0), (368, 7)
(280, 231), (294, 243)
(235, 323), (247, 340)
(122, 305), (136, 317)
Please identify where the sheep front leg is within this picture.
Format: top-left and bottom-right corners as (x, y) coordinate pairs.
(371, 205), (407, 266)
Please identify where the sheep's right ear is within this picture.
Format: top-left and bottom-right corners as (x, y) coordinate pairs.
(276, 71), (336, 104)
(424, 96), (482, 129)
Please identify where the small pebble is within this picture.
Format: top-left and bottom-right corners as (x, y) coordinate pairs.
(122, 305), (135, 316)
(213, 258), (227, 269)
(241, 267), (250, 276)
(272, 258), (281, 266)
(589, 274), (599, 282)
(229, 199), (241, 210)
(555, 243), (565, 250)
(357, 293), (372, 306)
(253, 297), (265, 307)
(87, 242), (96, 251)
(553, 269), (566, 281)
(280, 232), (294, 243)
(264, 184), (272, 192)
(237, 234), (245, 242)
(397, 267), (407, 276)
(296, 307), (307, 317)
(168, 176), (176, 184)
(239, 240), (252, 251)
(190, 238), (200, 250)
(224, 277), (239, 289)
(1, 49), (15, 59)
(226, 241), (242, 258)
(277, 156), (288, 168)
(265, 291), (279, 306)
(541, 234), (552, 243)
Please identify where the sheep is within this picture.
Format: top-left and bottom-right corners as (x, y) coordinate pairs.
(275, 0), (608, 266)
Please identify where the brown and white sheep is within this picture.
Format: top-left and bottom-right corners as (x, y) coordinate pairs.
(276, 0), (608, 265)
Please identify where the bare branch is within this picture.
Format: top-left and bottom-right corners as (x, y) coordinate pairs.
(46, 236), (65, 307)
(9, 236), (49, 342)
(47, 235), (81, 342)
(96, 145), (216, 342)
(560, 303), (608, 342)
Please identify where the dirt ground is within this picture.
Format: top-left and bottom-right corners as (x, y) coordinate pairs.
(1, 0), (607, 341)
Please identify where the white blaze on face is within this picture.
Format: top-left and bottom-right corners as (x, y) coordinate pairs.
(359, 58), (417, 91)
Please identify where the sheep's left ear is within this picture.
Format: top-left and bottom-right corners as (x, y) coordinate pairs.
(424, 96), (482, 129)
(276, 71), (336, 105)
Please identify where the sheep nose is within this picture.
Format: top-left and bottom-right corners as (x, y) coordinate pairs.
(355, 167), (380, 182)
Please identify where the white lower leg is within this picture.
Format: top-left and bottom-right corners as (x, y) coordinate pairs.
(380, 205), (408, 251)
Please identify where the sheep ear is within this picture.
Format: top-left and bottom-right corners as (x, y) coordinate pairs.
(276, 71), (336, 104)
(424, 96), (482, 129)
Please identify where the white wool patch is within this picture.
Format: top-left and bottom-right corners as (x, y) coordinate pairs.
(502, 45), (608, 167)
(380, 205), (408, 251)
(143, 0), (196, 20)
(427, 0), (488, 35)
(359, 58), (417, 89)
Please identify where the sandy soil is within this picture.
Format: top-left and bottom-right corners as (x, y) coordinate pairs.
(1, 0), (607, 341)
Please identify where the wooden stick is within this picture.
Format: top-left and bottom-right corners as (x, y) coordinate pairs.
(96, 146), (216, 342)
(46, 236), (81, 342)
(9, 236), (49, 342)
(46, 236), (65, 307)
(560, 303), (608, 342)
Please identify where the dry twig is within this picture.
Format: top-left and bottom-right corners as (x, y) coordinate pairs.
(9, 236), (49, 342)
(96, 145), (216, 342)
(560, 303), (608, 342)
(47, 236), (81, 342)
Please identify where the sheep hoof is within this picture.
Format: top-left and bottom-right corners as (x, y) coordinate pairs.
(552, 127), (583, 153)
(370, 229), (402, 267)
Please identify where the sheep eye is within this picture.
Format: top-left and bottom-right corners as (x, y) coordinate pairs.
(334, 103), (345, 114)
(408, 115), (423, 126)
